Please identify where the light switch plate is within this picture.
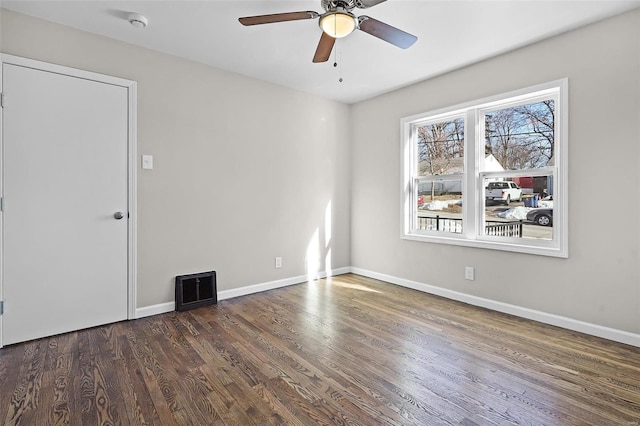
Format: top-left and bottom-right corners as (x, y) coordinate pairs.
(142, 154), (153, 170)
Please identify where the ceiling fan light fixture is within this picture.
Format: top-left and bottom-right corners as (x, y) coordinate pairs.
(319, 8), (356, 38)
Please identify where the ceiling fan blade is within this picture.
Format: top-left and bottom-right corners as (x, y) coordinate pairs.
(313, 32), (336, 63)
(239, 11), (318, 26)
(355, 0), (388, 9)
(358, 16), (417, 49)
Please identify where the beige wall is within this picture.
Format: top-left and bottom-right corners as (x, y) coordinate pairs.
(0, 9), (352, 308)
(351, 10), (640, 334)
(2, 8), (639, 337)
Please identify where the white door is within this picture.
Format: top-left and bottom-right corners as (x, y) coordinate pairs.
(1, 59), (133, 345)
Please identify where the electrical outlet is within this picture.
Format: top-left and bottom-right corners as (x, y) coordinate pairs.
(465, 266), (475, 281)
(275, 257), (282, 269)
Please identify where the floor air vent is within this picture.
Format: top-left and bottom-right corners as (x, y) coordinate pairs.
(175, 271), (217, 311)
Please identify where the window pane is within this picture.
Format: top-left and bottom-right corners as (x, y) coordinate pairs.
(484, 100), (554, 171)
(416, 180), (463, 234)
(483, 176), (554, 241)
(416, 118), (464, 176)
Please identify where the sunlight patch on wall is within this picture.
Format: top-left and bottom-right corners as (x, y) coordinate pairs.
(306, 227), (320, 282)
(324, 201), (332, 275)
(306, 201), (335, 281)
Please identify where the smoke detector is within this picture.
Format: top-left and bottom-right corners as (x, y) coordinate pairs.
(128, 13), (148, 28)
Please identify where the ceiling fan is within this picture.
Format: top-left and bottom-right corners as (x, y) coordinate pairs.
(239, 0), (417, 63)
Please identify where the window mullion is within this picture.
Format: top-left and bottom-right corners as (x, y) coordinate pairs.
(464, 108), (478, 238)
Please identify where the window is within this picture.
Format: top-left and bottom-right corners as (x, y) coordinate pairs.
(402, 80), (567, 257)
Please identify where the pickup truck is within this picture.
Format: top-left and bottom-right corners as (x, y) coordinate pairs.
(485, 181), (522, 205)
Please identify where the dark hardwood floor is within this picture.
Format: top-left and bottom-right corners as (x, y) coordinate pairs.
(1, 273), (639, 425)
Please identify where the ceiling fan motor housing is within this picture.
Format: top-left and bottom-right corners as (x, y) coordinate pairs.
(321, 0), (382, 11)
(322, 0), (357, 12)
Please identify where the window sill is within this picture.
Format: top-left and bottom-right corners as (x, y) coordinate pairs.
(401, 232), (568, 258)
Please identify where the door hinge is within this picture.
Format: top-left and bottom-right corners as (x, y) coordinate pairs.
(0, 301), (3, 315)
(0, 197), (4, 212)
(0, 93), (4, 108)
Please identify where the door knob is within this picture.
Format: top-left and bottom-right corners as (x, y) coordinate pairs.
(114, 211), (125, 220)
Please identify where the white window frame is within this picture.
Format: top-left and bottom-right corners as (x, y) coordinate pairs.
(401, 79), (568, 257)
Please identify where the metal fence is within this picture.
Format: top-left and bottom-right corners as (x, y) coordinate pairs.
(417, 216), (523, 237)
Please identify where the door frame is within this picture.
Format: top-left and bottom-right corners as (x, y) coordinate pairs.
(0, 54), (137, 348)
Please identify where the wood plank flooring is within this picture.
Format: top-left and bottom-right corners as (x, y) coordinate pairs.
(1, 273), (639, 425)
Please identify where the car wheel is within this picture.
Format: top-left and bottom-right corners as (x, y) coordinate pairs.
(505, 195), (511, 205)
(536, 214), (551, 226)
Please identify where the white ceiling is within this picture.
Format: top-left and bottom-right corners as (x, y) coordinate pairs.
(2, 1), (639, 103)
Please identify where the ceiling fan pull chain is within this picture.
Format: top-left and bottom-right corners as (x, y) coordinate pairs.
(336, 43), (344, 83)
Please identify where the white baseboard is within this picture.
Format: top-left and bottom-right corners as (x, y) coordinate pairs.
(351, 267), (640, 348)
(135, 301), (175, 319)
(134, 267), (352, 319)
(217, 267), (351, 301)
